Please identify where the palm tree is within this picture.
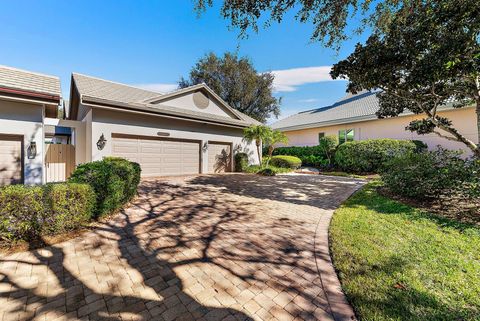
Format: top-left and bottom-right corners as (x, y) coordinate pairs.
(264, 130), (288, 167)
(243, 125), (271, 165)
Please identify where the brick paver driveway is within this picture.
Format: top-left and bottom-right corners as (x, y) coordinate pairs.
(0, 174), (364, 321)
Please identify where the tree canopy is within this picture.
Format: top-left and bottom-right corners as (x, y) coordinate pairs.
(179, 52), (281, 123)
(193, 0), (416, 49)
(331, 0), (480, 157)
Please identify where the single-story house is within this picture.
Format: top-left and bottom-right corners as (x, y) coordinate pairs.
(0, 65), (61, 185)
(272, 91), (478, 155)
(0, 65), (260, 185)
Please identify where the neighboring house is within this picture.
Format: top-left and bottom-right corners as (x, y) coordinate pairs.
(272, 91), (478, 155)
(0, 65), (61, 185)
(66, 73), (260, 177)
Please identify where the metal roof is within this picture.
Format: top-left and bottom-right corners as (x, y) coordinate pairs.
(0, 65), (61, 100)
(272, 91), (379, 131)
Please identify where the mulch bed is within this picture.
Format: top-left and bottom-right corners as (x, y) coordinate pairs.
(378, 186), (480, 226)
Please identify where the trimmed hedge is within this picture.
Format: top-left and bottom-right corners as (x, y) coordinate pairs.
(0, 183), (95, 241)
(43, 183), (96, 235)
(69, 157), (141, 218)
(335, 139), (419, 173)
(272, 136), (337, 168)
(270, 155), (302, 169)
(234, 152), (249, 172)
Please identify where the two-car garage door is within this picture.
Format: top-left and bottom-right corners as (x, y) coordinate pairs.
(112, 134), (201, 177)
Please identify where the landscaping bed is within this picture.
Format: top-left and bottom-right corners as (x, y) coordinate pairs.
(330, 182), (480, 320)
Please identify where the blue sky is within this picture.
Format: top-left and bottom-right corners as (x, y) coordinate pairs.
(0, 0), (367, 122)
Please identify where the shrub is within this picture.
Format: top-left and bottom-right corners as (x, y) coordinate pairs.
(272, 136), (337, 168)
(257, 168), (276, 176)
(0, 185), (44, 241)
(244, 165), (292, 174)
(42, 183), (96, 235)
(381, 148), (477, 200)
(270, 155), (302, 169)
(335, 139), (418, 173)
(412, 140), (428, 153)
(69, 157), (141, 217)
(234, 152), (249, 172)
(0, 183), (95, 242)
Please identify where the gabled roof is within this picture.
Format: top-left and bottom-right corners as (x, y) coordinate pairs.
(0, 65), (61, 103)
(272, 91), (379, 131)
(70, 73), (261, 127)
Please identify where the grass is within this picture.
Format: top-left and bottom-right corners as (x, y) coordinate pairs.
(330, 182), (480, 321)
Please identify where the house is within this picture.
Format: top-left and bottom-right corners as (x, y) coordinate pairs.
(272, 91), (478, 155)
(0, 65), (61, 185)
(0, 65), (260, 185)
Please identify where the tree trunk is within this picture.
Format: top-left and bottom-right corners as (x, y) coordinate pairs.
(256, 141), (262, 166)
(476, 99), (480, 158)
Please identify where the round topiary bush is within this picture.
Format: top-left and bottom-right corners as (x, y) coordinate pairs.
(270, 155), (302, 169)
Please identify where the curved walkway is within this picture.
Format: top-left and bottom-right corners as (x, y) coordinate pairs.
(0, 174), (364, 321)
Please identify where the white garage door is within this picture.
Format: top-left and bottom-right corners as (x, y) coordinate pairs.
(112, 134), (200, 177)
(0, 135), (23, 185)
(208, 142), (232, 173)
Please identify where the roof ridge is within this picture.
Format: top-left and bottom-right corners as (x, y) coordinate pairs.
(72, 72), (163, 95)
(0, 65), (60, 80)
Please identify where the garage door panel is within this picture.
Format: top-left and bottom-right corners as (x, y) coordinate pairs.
(112, 135), (200, 177)
(0, 136), (23, 185)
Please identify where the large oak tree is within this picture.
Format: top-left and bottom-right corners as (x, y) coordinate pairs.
(179, 52), (280, 123)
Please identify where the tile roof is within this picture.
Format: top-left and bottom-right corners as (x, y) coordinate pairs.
(0, 65), (61, 98)
(72, 73), (260, 127)
(272, 91), (381, 130)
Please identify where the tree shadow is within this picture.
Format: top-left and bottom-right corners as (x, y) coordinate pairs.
(0, 176), (356, 320)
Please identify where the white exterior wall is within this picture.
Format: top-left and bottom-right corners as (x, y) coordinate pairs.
(283, 108), (478, 156)
(44, 118), (87, 165)
(89, 108), (259, 172)
(0, 100), (44, 184)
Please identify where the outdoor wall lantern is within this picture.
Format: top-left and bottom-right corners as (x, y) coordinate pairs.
(97, 134), (107, 150)
(202, 142), (208, 152)
(27, 141), (37, 159)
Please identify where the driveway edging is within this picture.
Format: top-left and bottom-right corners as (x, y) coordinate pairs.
(314, 183), (364, 321)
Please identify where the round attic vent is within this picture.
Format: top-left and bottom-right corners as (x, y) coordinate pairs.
(193, 91), (210, 109)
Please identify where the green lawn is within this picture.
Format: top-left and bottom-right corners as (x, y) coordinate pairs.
(330, 182), (480, 321)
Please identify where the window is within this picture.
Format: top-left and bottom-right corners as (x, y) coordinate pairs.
(339, 129), (355, 144)
(318, 132), (325, 143)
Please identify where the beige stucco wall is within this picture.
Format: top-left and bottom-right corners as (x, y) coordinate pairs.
(157, 92), (238, 119)
(0, 100), (44, 184)
(44, 118), (87, 165)
(283, 107), (478, 156)
(87, 108), (259, 172)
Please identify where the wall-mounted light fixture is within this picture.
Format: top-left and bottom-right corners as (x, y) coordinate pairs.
(27, 141), (37, 159)
(96, 134), (107, 150)
(202, 142), (208, 152)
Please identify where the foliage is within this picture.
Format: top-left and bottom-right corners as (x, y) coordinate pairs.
(272, 136), (338, 168)
(334, 139), (418, 173)
(411, 140), (428, 153)
(234, 152), (249, 172)
(0, 183), (95, 242)
(69, 157), (141, 218)
(244, 165), (292, 175)
(243, 125), (272, 164)
(193, 0), (416, 49)
(264, 130), (288, 167)
(257, 168), (276, 176)
(0, 185), (44, 241)
(270, 155), (302, 169)
(179, 52), (281, 122)
(382, 148), (480, 200)
(330, 182), (480, 320)
(331, 0), (480, 157)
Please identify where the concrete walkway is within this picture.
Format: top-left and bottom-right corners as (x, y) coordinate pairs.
(0, 174), (364, 321)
